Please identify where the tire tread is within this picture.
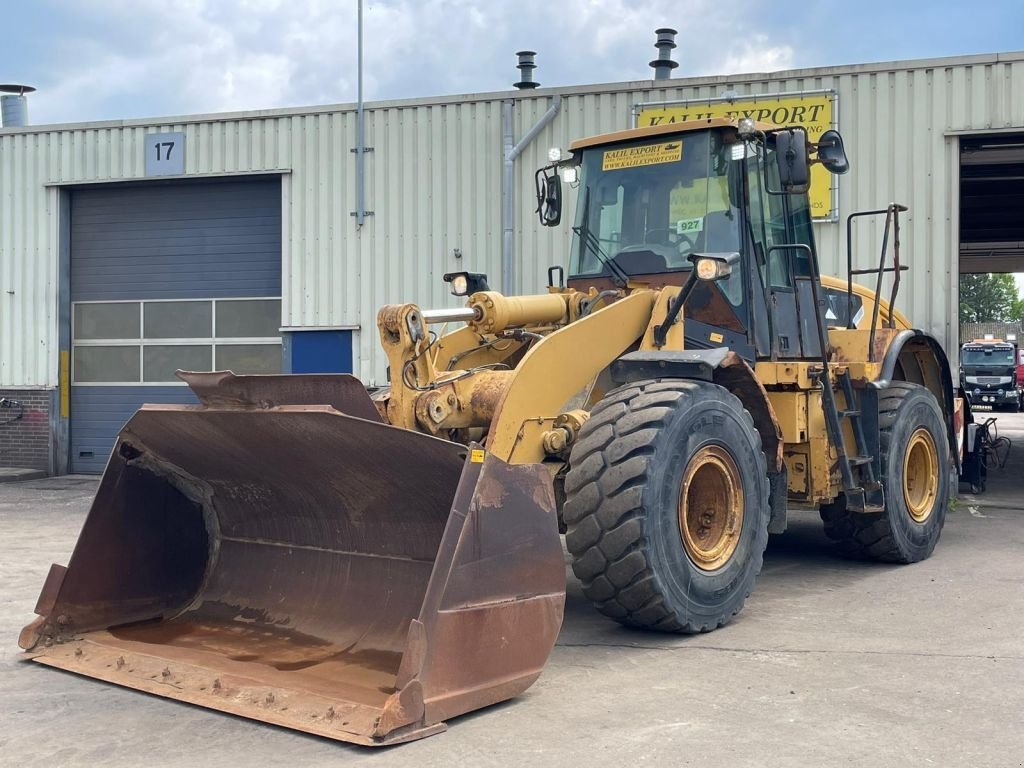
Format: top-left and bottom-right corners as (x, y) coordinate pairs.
(564, 379), (768, 633)
(819, 382), (946, 563)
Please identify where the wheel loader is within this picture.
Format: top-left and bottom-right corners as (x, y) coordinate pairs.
(20, 116), (965, 746)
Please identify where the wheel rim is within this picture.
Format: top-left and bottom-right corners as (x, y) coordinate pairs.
(677, 445), (744, 571)
(903, 428), (939, 523)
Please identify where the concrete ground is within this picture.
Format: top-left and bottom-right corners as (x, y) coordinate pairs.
(2, 416), (1023, 768)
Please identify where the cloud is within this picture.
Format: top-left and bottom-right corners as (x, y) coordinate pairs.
(26, 0), (800, 125)
(720, 34), (795, 74)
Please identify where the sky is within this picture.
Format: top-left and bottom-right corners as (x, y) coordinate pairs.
(4, 0), (1024, 127)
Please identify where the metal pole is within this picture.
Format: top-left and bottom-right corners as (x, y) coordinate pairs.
(355, 0), (366, 226)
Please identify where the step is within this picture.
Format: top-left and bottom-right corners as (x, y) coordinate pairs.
(0, 467), (47, 484)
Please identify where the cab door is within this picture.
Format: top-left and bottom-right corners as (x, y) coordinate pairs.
(745, 147), (818, 360)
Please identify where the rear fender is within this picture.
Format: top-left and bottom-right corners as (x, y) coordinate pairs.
(873, 330), (960, 472)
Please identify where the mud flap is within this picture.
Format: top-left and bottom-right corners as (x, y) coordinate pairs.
(20, 377), (565, 746)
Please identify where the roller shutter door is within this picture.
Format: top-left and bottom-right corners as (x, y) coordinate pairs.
(69, 178), (282, 473)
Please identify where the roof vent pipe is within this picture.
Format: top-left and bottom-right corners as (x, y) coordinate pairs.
(649, 29), (678, 80)
(514, 51), (539, 89)
(0, 84), (35, 128)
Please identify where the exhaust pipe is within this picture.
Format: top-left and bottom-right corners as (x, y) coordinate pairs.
(649, 29), (678, 80)
(0, 84), (35, 128)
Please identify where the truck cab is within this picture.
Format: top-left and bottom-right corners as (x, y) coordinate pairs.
(961, 337), (1019, 411)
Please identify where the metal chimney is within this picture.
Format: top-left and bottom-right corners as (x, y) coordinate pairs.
(0, 84), (35, 128)
(649, 29), (678, 80)
(514, 51), (539, 89)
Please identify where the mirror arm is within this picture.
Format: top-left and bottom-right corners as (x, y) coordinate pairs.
(652, 270), (698, 348)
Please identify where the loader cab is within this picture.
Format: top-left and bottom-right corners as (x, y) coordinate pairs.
(563, 121), (836, 362)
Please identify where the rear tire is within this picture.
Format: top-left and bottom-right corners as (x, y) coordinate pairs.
(563, 379), (770, 633)
(820, 382), (949, 563)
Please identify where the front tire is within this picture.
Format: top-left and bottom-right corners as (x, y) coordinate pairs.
(563, 380), (770, 633)
(820, 382), (949, 563)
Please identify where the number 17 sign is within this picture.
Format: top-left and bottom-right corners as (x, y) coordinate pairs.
(144, 131), (186, 176)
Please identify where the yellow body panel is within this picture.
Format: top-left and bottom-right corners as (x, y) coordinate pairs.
(820, 274), (911, 331)
(486, 290), (656, 464)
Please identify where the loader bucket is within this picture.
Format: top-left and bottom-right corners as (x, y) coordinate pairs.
(20, 373), (565, 746)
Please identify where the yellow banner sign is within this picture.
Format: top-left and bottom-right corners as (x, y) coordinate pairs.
(602, 140), (682, 171)
(637, 94), (834, 218)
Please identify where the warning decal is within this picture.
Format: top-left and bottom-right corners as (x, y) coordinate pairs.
(602, 141), (682, 171)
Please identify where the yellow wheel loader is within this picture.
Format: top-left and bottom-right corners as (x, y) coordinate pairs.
(21, 117), (965, 745)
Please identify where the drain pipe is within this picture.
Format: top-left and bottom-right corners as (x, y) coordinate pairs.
(501, 53), (561, 294)
(354, 0), (368, 226)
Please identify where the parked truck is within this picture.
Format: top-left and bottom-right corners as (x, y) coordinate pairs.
(960, 335), (1020, 411)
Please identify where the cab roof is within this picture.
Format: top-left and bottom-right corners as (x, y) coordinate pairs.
(568, 117), (777, 151)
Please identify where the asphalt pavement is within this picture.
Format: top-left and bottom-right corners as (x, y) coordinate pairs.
(1, 414), (1023, 767)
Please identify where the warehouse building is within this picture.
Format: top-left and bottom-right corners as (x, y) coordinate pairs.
(1, 50), (1023, 474)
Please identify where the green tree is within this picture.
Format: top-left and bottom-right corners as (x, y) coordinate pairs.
(959, 273), (1024, 323)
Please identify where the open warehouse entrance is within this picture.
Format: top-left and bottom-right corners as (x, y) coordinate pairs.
(957, 133), (1024, 494)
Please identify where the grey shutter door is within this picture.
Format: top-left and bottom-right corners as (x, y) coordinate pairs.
(69, 177), (282, 474)
(71, 178), (281, 300)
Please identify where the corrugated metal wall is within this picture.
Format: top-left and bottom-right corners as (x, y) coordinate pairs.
(2, 52), (1023, 386)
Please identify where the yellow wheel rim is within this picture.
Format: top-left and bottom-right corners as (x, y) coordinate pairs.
(903, 428), (939, 523)
(677, 445), (744, 571)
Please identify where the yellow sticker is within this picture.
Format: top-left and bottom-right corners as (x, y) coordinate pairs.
(59, 349), (70, 419)
(602, 141), (682, 171)
(470, 448), (486, 463)
(709, 332), (724, 343)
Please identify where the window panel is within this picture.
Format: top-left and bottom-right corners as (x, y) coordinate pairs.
(216, 299), (281, 338)
(216, 344), (282, 375)
(73, 346), (140, 382)
(143, 345), (213, 382)
(145, 301), (212, 339)
(74, 303), (140, 340)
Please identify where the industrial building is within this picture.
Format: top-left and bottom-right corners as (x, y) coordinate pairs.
(1, 49), (1023, 474)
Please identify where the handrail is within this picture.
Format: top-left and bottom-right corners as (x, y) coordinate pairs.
(845, 203), (909, 360)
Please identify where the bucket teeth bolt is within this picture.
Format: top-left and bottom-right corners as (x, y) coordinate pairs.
(116, 656), (125, 669)
(212, 679), (222, 690)
(161, 667), (171, 678)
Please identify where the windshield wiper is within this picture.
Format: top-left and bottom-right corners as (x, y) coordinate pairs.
(573, 189), (630, 287)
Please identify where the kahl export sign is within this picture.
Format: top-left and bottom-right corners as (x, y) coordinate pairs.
(636, 92), (836, 219)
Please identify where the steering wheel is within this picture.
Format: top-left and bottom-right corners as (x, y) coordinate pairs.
(646, 226), (700, 258)
(643, 227), (680, 245)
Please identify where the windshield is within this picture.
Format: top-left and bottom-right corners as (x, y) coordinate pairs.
(570, 131), (742, 292)
(962, 347), (1014, 366)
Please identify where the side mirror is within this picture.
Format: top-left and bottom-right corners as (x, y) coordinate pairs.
(535, 167), (562, 227)
(816, 129), (850, 175)
(774, 128), (811, 193)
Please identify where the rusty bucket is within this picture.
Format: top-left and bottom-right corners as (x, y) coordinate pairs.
(20, 373), (565, 746)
